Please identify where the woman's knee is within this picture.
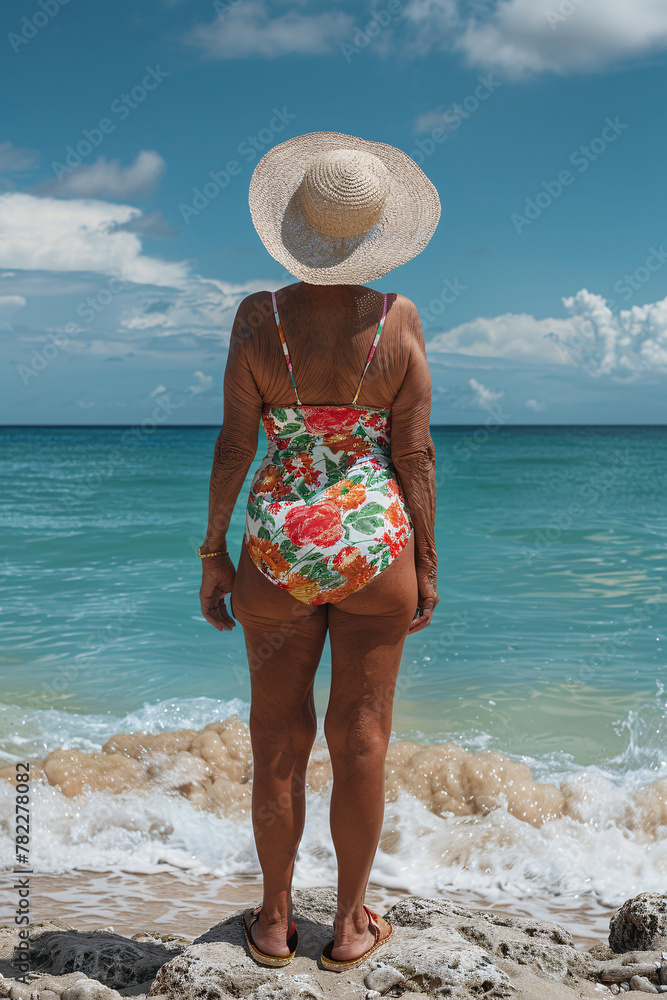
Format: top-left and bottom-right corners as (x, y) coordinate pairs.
(250, 703), (317, 760)
(324, 706), (391, 765)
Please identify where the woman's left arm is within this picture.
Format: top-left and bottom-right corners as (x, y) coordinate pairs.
(200, 296), (264, 631)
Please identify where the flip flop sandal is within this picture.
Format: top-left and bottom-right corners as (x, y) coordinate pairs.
(242, 906), (299, 967)
(320, 904), (393, 972)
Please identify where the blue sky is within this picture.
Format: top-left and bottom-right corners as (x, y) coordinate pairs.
(1, 0), (666, 425)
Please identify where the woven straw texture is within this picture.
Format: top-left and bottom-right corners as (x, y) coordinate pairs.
(248, 131), (441, 285)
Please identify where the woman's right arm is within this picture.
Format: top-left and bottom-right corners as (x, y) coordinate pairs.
(389, 296), (438, 633)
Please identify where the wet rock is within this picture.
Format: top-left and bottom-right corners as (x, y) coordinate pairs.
(610, 895), (667, 953)
(363, 966), (404, 992)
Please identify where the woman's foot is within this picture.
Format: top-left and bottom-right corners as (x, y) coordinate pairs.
(249, 906), (294, 958)
(330, 907), (391, 962)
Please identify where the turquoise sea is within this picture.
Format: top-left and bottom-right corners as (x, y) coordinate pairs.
(1, 425), (666, 937)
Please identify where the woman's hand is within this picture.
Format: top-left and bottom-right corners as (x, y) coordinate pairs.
(200, 553), (237, 631)
(408, 560), (438, 634)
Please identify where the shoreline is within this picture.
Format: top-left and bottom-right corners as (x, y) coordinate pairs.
(23, 869), (609, 951)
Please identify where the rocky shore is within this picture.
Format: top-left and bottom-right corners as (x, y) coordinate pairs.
(2, 889), (667, 999)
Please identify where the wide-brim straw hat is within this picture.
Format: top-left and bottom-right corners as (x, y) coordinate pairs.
(248, 131), (441, 285)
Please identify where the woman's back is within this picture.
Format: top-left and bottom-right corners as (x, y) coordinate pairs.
(242, 283), (414, 411)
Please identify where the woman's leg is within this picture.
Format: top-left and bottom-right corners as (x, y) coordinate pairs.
(325, 532), (418, 960)
(232, 543), (328, 956)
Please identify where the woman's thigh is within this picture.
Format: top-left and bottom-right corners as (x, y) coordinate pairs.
(232, 543), (328, 718)
(333, 530), (418, 629)
(326, 532), (418, 732)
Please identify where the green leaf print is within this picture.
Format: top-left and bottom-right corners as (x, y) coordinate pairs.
(347, 474), (365, 485)
(281, 422), (301, 433)
(258, 526), (271, 541)
(296, 480), (313, 499)
(379, 550), (391, 572)
(367, 542), (386, 554)
(347, 515), (384, 535)
(279, 538), (299, 559)
(272, 407), (287, 421)
(257, 505), (276, 527)
(346, 501), (384, 519)
(324, 455), (342, 479)
(304, 561), (345, 587)
(290, 433), (313, 449)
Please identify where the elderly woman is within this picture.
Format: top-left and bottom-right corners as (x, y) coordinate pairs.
(198, 132), (439, 971)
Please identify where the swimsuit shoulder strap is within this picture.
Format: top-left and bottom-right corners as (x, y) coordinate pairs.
(351, 293), (388, 406)
(271, 290), (302, 406)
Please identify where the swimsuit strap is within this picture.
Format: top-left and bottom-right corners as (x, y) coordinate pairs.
(271, 290), (388, 409)
(271, 290), (302, 406)
(351, 293), (388, 406)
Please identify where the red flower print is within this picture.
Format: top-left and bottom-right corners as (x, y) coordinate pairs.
(263, 414), (277, 439)
(246, 535), (291, 575)
(386, 499), (408, 530)
(387, 478), (399, 497)
(255, 465), (291, 499)
(382, 527), (408, 559)
(268, 501), (283, 514)
(377, 436), (387, 447)
(276, 439), (289, 450)
(301, 406), (360, 436)
(282, 499), (344, 547)
(283, 453), (322, 487)
(324, 478), (367, 510)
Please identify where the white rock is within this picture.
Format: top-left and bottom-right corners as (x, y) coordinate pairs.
(363, 966), (404, 992)
(60, 982), (123, 1000)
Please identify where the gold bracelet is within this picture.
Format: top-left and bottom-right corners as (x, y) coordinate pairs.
(196, 545), (228, 558)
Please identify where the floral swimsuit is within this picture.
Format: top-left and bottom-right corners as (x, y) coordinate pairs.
(244, 291), (413, 606)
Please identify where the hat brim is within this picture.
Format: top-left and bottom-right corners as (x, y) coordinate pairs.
(248, 131), (441, 285)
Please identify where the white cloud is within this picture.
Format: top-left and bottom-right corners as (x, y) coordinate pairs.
(559, 288), (667, 376)
(185, 0), (355, 58)
(469, 377), (504, 408)
(0, 192), (186, 287)
(428, 312), (571, 363)
(427, 288), (667, 378)
(0, 141), (39, 174)
(150, 385), (168, 397)
(525, 398), (546, 411)
(188, 371), (215, 395)
(37, 151), (166, 200)
(454, 0), (667, 78)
